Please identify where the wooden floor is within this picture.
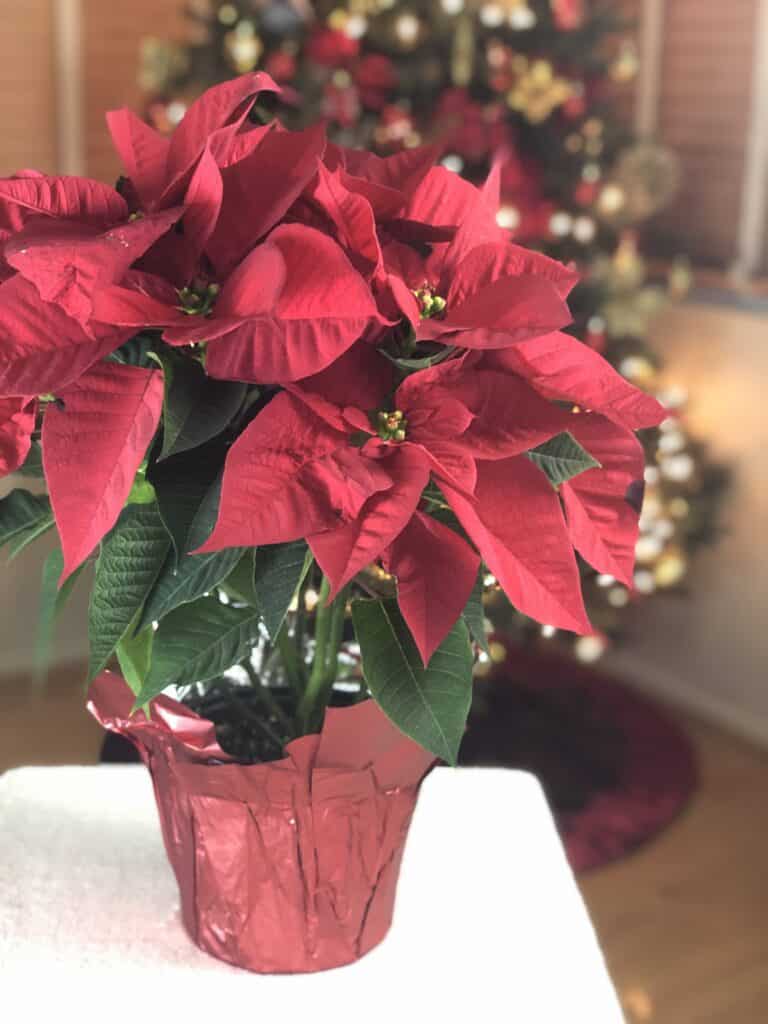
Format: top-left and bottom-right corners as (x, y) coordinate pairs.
(1, 666), (766, 1022)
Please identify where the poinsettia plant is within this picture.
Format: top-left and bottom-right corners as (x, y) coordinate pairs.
(0, 73), (663, 763)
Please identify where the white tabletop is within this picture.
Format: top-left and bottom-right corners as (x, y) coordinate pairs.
(0, 764), (624, 1022)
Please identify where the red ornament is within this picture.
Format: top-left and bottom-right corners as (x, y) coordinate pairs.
(562, 92), (587, 119)
(322, 79), (361, 126)
(435, 90), (510, 163)
(574, 179), (600, 206)
(353, 53), (398, 110)
(306, 27), (359, 67)
(89, 672), (434, 974)
(551, 0), (584, 31)
(264, 50), (296, 83)
(500, 149), (556, 241)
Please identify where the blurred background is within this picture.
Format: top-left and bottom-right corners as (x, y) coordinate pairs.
(0, 2), (766, 1021)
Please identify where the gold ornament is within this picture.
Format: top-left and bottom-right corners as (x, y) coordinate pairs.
(601, 143), (682, 226)
(217, 3), (239, 27)
(451, 13), (476, 87)
(139, 37), (189, 94)
(505, 57), (574, 123)
(653, 548), (688, 588)
(611, 39), (640, 83)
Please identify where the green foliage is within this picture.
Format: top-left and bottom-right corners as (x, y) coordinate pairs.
(462, 570), (489, 655)
(0, 490), (51, 551)
(253, 540), (313, 640)
(35, 546), (86, 678)
(136, 546), (243, 633)
(134, 596), (263, 706)
(220, 549), (258, 605)
(116, 623), (154, 696)
(351, 598), (473, 764)
(147, 440), (224, 561)
(527, 431), (601, 487)
(87, 503), (170, 679)
(158, 348), (248, 460)
(15, 441), (44, 478)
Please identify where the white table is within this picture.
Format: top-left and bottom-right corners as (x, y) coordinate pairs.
(0, 765), (624, 1022)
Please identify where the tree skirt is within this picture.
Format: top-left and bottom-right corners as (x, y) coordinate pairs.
(100, 645), (697, 875)
(459, 645), (698, 873)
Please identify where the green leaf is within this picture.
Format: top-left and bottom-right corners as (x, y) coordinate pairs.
(135, 597), (262, 705)
(6, 511), (55, 559)
(220, 549), (258, 606)
(16, 441), (44, 478)
(0, 490), (51, 549)
(148, 440), (224, 562)
(35, 546), (86, 678)
(135, 545), (244, 633)
(462, 570), (490, 655)
(87, 503), (170, 679)
(108, 331), (158, 368)
(159, 349), (247, 460)
(253, 540), (313, 640)
(526, 431), (601, 487)
(116, 623), (154, 696)
(351, 598), (473, 764)
(127, 465), (157, 505)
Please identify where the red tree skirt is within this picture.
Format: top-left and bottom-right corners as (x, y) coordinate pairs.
(459, 646), (698, 874)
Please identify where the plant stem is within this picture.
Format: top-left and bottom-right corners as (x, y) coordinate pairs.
(298, 576), (348, 734)
(275, 623), (304, 695)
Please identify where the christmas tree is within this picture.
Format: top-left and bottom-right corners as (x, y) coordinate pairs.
(139, 0), (727, 664)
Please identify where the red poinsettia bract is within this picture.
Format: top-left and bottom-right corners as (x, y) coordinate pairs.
(0, 73), (665, 658)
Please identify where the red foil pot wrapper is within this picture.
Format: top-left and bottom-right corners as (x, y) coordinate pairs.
(87, 673), (434, 973)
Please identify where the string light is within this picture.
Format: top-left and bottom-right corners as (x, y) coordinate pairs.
(441, 154), (464, 173)
(394, 11), (421, 46)
(572, 215), (596, 243)
(549, 211), (573, 236)
(508, 5), (536, 29)
(496, 204), (521, 230)
(479, 4), (505, 27)
(575, 636), (606, 662)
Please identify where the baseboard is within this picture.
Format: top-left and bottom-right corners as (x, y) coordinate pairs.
(602, 656), (768, 750)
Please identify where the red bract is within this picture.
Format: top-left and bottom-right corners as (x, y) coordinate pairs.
(5, 207), (183, 329)
(0, 275), (131, 397)
(107, 73), (280, 211)
(93, 223), (383, 384)
(479, 331), (665, 429)
(42, 362), (164, 580)
(561, 413), (646, 587)
(0, 74), (666, 691)
(199, 345), (603, 662)
(0, 395), (35, 475)
(107, 73), (281, 282)
(384, 167), (578, 347)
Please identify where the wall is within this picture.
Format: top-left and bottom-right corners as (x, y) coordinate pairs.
(646, 0), (763, 267)
(604, 301), (768, 746)
(81, 0), (185, 182)
(0, 0), (57, 175)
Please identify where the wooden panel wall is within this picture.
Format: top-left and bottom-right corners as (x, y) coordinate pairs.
(651, 0), (760, 266)
(0, 0), (57, 175)
(82, 0), (185, 184)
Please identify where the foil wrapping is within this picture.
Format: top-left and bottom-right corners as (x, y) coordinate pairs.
(87, 672), (434, 973)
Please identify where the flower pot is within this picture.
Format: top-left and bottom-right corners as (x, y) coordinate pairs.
(87, 672), (434, 974)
